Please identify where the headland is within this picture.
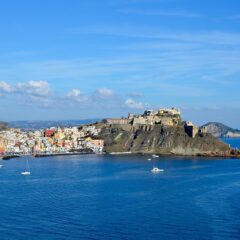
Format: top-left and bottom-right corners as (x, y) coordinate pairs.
(97, 108), (239, 158)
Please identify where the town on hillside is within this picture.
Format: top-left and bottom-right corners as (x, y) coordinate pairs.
(0, 125), (104, 156)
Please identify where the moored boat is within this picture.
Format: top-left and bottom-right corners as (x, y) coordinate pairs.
(151, 167), (164, 173)
(21, 159), (31, 176)
(21, 171), (31, 175)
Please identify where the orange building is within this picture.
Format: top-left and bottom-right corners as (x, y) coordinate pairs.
(0, 147), (5, 154)
(90, 139), (104, 147)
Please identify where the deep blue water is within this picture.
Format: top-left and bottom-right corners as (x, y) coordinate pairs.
(221, 137), (240, 149)
(0, 139), (240, 240)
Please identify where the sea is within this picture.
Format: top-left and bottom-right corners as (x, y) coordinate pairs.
(0, 138), (240, 240)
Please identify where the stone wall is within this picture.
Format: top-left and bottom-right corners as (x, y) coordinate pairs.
(105, 118), (131, 125)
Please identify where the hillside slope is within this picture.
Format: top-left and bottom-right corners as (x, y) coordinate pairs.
(98, 123), (231, 156)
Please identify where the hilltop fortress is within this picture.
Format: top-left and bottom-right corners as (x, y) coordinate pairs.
(105, 108), (181, 126)
(104, 108), (205, 138)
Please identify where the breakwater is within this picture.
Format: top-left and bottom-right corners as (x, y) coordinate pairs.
(34, 152), (95, 158)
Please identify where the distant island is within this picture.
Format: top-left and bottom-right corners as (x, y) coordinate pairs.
(201, 122), (240, 138)
(0, 108), (239, 158)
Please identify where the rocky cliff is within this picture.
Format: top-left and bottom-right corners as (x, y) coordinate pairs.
(97, 123), (233, 156)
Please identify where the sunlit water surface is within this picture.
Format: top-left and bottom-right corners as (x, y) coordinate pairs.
(0, 138), (240, 240)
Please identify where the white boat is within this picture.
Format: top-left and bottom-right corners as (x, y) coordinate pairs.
(151, 167), (164, 173)
(152, 154), (159, 158)
(21, 171), (31, 175)
(148, 158), (151, 161)
(21, 159), (31, 176)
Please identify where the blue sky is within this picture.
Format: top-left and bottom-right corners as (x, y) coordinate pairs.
(0, 0), (240, 127)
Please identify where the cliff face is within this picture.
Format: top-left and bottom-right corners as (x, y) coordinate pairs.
(202, 122), (240, 138)
(98, 123), (230, 156)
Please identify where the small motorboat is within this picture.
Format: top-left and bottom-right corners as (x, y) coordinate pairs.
(152, 154), (159, 158)
(21, 171), (31, 176)
(151, 167), (164, 173)
(21, 159), (31, 175)
(148, 158), (151, 161)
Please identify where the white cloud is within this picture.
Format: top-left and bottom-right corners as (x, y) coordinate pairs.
(28, 95), (52, 107)
(96, 88), (114, 97)
(125, 98), (144, 109)
(66, 88), (88, 103)
(0, 81), (13, 93)
(17, 80), (51, 97)
(13, 80), (53, 107)
(67, 89), (82, 97)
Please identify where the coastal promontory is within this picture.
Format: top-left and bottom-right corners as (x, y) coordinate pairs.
(94, 108), (238, 157)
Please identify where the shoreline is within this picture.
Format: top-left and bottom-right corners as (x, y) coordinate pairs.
(1, 155), (20, 160)
(107, 151), (240, 159)
(34, 152), (95, 158)
(109, 152), (132, 155)
(1, 150), (239, 160)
